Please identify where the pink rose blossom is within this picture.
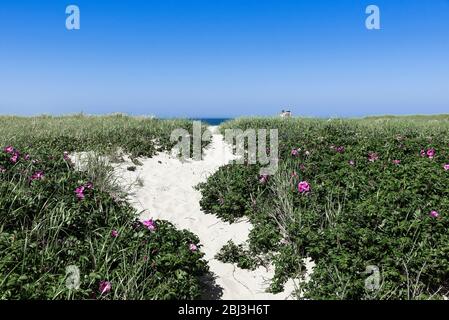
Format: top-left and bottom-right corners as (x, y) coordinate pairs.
(368, 152), (379, 162)
(291, 149), (299, 156)
(31, 171), (44, 181)
(3, 146), (14, 154)
(298, 181), (310, 193)
(427, 148), (435, 159)
(189, 243), (198, 252)
(392, 160), (401, 165)
(111, 230), (119, 238)
(74, 183), (93, 200)
(10, 152), (19, 164)
(336, 146), (345, 153)
(420, 149), (426, 157)
(75, 185), (85, 200)
(349, 160), (355, 166)
(429, 210), (440, 218)
(444, 164), (449, 171)
(142, 219), (156, 231)
(99, 281), (112, 295)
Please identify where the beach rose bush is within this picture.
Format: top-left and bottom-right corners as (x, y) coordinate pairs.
(0, 145), (208, 299)
(199, 117), (449, 299)
(196, 163), (266, 222)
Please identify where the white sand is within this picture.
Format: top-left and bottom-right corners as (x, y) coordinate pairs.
(114, 126), (301, 300)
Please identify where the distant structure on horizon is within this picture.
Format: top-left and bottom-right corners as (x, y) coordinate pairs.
(280, 110), (292, 118)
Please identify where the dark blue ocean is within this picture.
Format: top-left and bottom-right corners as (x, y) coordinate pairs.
(190, 118), (232, 125)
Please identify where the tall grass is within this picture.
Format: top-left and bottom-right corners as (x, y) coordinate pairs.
(0, 114), (207, 158)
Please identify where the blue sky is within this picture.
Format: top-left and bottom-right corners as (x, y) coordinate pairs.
(0, 0), (448, 118)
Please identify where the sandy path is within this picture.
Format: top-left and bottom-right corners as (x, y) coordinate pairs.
(116, 126), (296, 300)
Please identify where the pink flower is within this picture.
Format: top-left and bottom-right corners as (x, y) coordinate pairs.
(429, 210), (440, 218)
(3, 146), (14, 154)
(142, 219), (156, 231)
(189, 243), (198, 252)
(63, 151), (70, 160)
(298, 181), (310, 193)
(291, 149), (299, 156)
(427, 148), (435, 159)
(336, 146), (345, 153)
(99, 280), (112, 295)
(348, 160), (355, 166)
(10, 152), (19, 164)
(75, 185), (85, 200)
(259, 174), (269, 184)
(31, 171), (44, 181)
(111, 230), (119, 238)
(24, 154), (30, 161)
(443, 164), (449, 171)
(368, 152), (379, 162)
(392, 160), (401, 165)
(74, 183), (93, 200)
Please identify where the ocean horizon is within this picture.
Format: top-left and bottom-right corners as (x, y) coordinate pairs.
(190, 118), (232, 125)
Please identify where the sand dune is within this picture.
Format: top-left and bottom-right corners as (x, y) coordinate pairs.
(115, 126), (298, 300)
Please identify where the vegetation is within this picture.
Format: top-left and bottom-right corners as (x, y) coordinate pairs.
(197, 116), (449, 299)
(0, 114), (207, 158)
(0, 115), (208, 299)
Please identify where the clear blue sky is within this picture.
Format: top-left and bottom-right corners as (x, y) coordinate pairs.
(0, 0), (448, 118)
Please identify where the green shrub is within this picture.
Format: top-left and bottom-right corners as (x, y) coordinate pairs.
(196, 163), (265, 223)
(215, 241), (259, 270)
(200, 117), (449, 299)
(0, 144), (208, 300)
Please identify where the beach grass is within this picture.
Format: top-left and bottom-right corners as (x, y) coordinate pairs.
(0, 114), (208, 158)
